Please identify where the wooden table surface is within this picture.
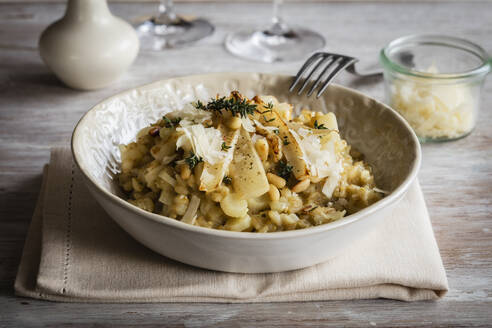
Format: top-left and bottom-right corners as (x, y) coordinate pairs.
(1, 1), (491, 327)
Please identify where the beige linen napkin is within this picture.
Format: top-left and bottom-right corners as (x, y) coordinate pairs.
(15, 148), (448, 302)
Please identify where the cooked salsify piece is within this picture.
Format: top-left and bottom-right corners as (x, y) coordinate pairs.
(118, 92), (385, 232)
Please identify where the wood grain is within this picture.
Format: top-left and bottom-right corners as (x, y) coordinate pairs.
(1, 1), (492, 327)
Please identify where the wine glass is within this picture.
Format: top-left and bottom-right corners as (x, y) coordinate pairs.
(225, 0), (325, 62)
(135, 0), (214, 50)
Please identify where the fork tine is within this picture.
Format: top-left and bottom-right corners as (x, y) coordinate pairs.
(289, 52), (325, 92)
(297, 55), (333, 95)
(316, 57), (358, 98)
(306, 56), (341, 97)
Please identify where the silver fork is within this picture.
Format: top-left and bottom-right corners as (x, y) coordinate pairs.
(289, 52), (383, 98)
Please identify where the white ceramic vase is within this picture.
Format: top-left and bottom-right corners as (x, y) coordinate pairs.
(39, 0), (139, 90)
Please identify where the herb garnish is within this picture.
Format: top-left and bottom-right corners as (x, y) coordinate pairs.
(163, 116), (181, 128)
(193, 96), (257, 118)
(313, 120), (328, 130)
(277, 161), (293, 180)
(273, 129), (279, 135)
(184, 152), (203, 170)
(221, 142), (231, 151)
(223, 176), (232, 185)
(192, 100), (206, 110)
(282, 136), (290, 145)
(263, 115), (275, 123)
(258, 102), (274, 114)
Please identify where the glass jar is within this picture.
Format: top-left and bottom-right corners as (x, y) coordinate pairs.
(380, 35), (490, 142)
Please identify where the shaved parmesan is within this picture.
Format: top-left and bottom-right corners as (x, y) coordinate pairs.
(199, 128), (240, 192)
(176, 124), (226, 165)
(322, 174), (340, 199)
(252, 110), (309, 179)
(251, 133), (266, 144)
(253, 119), (279, 133)
(241, 116), (256, 132)
(259, 95), (279, 105)
(289, 127), (342, 198)
(229, 128), (269, 199)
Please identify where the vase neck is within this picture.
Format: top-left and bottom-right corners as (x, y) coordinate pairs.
(64, 0), (112, 22)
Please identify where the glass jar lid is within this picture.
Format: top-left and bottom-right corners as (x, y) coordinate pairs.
(380, 34), (491, 80)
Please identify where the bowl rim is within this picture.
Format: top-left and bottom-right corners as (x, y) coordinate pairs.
(71, 72), (421, 240)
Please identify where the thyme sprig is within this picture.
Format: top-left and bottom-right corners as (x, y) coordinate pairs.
(313, 120), (328, 130)
(193, 95), (257, 118)
(193, 100), (206, 110)
(184, 152), (203, 170)
(308, 206), (318, 212)
(162, 116), (181, 128)
(257, 102), (274, 114)
(277, 161), (293, 180)
(221, 142), (231, 151)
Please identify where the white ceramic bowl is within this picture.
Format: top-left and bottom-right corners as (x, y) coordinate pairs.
(72, 73), (421, 273)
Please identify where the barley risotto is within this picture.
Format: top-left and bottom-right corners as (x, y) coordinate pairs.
(118, 92), (385, 232)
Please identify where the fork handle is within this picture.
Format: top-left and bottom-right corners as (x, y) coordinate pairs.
(346, 64), (383, 78)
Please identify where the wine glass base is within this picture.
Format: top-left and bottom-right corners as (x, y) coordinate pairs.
(225, 27), (325, 62)
(136, 17), (214, 50)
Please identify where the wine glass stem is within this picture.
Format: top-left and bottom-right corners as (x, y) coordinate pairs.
(272, 0), (283, 25)
(156, 0), (177, 23)
(267, 0), (290, 35)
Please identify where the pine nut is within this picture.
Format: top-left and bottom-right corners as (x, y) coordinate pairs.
(292, 178), (310, 193)
(227, 116), (242, 130)
(267, 173), (286, 189)
(255, 138), (269, 161)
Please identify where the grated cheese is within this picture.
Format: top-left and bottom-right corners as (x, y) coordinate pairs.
(390, 76), (475, 139)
